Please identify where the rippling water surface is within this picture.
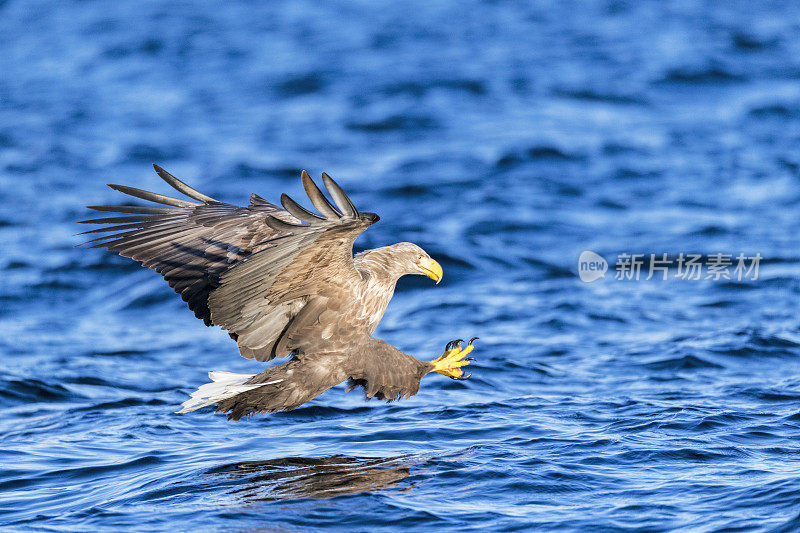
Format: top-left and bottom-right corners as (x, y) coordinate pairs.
(3, 1), (800, 531)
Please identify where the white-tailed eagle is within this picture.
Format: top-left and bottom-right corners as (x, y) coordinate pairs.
(82, 166), (477, 420)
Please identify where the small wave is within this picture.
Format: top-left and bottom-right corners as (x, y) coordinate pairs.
(124, 143), (186, 163)
(735, 388), (800, 402)
(69, 398), (168, 413)
(0, 379), (77, 405)
(730, 31), (778, 51)
(643, 355), (723, 371)
(519, 257), (574, 279)
(613, 446), (742, 463)
(658, 412), (750, 432)
(103, 38), (164, 59)
(695, 225), (729, 236)
(86, 349), (151, 358)
(346, 114), (439, 132)
(708, 330), (800, 359)
(274, 73), (327, 98)
(380, 183), (435, 197)
(773, 510), (800, 533)
(467, 220), (548, 237)
(748, 104), (798, 118)
(495, 145), (585, 169)
(381, 78), (487, 97)
(552, 87), (647, 105)
(698, 299), (739, 308)
(656, 65), (745, 84)
(1, 455), (166, 491)
(232, 162), (301, 179)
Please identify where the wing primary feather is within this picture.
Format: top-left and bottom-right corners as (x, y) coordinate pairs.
(79, 215), (164, 224)
(152, 164), (219, 204)
(82, 231), (138, 245)
(280, 193), (326, 223)
(78, 222), (157, 235)
(77, 215), (183, 235)
(87, 205), (176, 214)
(107, 184), (201, 208)
(321, 172), (358, 218)
(300, 170), (341, 219)
(264, 214), (304, 233)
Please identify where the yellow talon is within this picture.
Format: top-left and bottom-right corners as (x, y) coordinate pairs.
(429, 338), (477, 380)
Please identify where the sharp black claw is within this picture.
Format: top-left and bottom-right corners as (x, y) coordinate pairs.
(452, 373), (472, 381)
(467, 337), (479, 345)
(446, 339), (465, 352)
(465, 357), (476, 362)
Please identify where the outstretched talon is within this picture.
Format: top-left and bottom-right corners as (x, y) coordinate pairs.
(429, 337), (478, 380)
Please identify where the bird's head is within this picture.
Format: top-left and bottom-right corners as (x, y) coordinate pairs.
(385, 242), (443, 284)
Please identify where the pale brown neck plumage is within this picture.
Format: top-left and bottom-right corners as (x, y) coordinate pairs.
(355, 247), (405, 285)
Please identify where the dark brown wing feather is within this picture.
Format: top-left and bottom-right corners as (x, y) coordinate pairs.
(82, 166), (282, 326)
(82, 166), (378, 362)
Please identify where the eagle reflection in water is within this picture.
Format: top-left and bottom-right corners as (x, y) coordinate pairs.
(209, 455), (414, 502)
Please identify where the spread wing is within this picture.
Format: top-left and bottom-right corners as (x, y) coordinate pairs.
(82, 165), (378, 361)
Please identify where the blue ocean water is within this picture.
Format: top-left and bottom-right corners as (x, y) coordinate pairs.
(2, 0), (800, 530)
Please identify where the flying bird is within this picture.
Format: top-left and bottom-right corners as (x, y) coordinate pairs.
(81, 165), (477, 420)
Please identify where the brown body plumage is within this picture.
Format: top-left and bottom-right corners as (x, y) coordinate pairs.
(82, 165), (476, 420)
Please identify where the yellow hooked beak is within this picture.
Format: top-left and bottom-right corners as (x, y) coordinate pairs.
(418, 256), (443, 284)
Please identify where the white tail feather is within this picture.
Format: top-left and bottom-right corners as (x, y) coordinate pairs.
(177, 371), (283, 414)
